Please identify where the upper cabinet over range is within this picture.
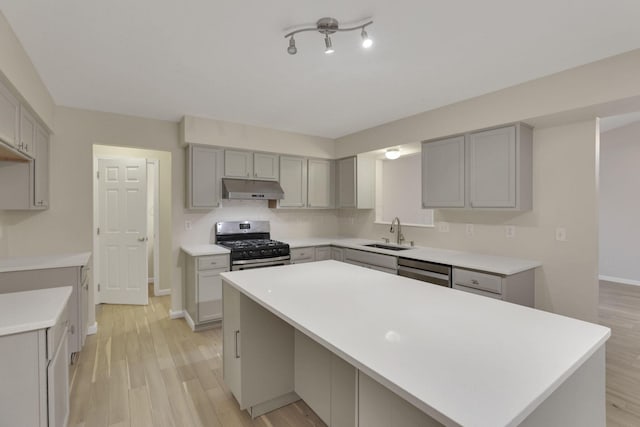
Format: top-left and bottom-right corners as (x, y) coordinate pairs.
(224, 150), (279, 181)
(422, 123), (532, 211)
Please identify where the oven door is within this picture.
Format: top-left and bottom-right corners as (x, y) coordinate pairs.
(231, 256), (291, 271)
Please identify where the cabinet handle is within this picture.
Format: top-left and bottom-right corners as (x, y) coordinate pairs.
(70, 324), (75, 334)
(471, 279), (479, 285)
(234, 330), (240, 358)
(25, 143), (28, 151)
(246, 173), (250, 177)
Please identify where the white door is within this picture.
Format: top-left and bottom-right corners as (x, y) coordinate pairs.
(98, 158), (148, 305)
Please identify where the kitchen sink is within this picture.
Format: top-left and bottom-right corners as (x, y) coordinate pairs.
(363, 243), (411, 251)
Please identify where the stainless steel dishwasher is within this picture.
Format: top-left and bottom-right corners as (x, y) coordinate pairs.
(397, 258), (452, 287)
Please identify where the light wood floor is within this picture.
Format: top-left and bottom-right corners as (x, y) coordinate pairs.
(599, 280), (640, 427)
(69, 281), (640, 427)
(68, 294), (326, 427)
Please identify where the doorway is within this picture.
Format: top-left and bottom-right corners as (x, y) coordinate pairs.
(92, 145), (164, 306)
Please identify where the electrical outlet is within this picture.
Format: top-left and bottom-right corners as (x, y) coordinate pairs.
(466, 224), (474, 236)
(438, 222), (450, 232)
(505, 225), (516, 239)
(185, 220), (192, 231)
(555, 227), (567, 241)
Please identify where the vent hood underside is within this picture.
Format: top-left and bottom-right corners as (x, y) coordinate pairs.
(222, 178), (285, 200)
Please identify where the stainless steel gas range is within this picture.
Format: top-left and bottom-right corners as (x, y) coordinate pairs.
(215, 221), (290, 271)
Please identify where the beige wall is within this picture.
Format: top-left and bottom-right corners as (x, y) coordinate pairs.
(0, 12), (55, 130)
(182, 115), (336, 159)
(338, 120), (600, 322)
(599, 121), (640, 284)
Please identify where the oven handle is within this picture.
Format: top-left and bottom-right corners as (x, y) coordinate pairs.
(232, 255), (291, 265)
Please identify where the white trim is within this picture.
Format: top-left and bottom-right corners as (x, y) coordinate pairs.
(92, 155), (100, 304)
(154, 288), (171, 296)
(87, 322), (98, 335)
(147, 159), (161, 298)
(599, 275), (640, 287)
(169, 309), (185, 319)
(184, 311), (195, 331)
(148, 277), (154, 283)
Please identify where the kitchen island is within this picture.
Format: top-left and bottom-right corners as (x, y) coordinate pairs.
(221, 260), (609, 427)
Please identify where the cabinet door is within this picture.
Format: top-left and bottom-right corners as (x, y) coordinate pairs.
(48, 329), (70, 427)
(222, 283), (242, 402)
(315, 246), (331, 261)
(290, 247), (315, 264)
(308, 159), (333, 208)
(225, 150), (253, 178)
(422, 136), (465, 208)
(33, 124), (49, 208)
(336, 157), (356, 208)
(0, 80), (20, 147)
(188, 145), (222, 209)
(19, 106), (36, 157)
(197, 267), (226, 322)
(331, 247), (344, 262)
(468, 126), (516, 208)
(279, 156), (307, 208)
(253, 153), (279, 180)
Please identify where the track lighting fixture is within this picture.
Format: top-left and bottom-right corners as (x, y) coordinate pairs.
(284, 17), (373, 55)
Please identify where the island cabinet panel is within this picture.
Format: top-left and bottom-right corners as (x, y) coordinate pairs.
(331, 355), (357, 427)
(359, 373), (442, 427)
(294, 331), (331, 424)
(222, 283), (297, 417)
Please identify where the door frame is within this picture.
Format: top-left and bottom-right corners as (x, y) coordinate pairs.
(92, 154), (160, 304)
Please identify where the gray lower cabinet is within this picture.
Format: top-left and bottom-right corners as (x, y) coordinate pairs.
(331, 247), (344, 262)
(290, 247), (315, 264)
(452, 267), (534, 306)
(315, 246), (331, 261)
(343, 248), (398, 275)
(222, 283), (297, 417)
(184, 253), (229, 330)
(0, 302), (70, 427)
(0, 265), (88, 358)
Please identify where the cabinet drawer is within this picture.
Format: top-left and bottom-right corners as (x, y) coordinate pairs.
(198, 255), (229, 270)
(344, 249), (397, 270)
(453, 268), (503, 294)
(453, 284), (503, 300)
(291, 247), (315, 263)
(47, 302), (69, 361)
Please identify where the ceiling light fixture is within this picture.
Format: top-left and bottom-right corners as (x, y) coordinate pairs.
(284, 17), (373, 55)
(385, 149), (400, 160)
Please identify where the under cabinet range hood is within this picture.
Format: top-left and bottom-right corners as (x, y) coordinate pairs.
(222, 178), (285, 200)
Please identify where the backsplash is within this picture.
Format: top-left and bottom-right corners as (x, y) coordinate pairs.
(180, 199), (340, 245)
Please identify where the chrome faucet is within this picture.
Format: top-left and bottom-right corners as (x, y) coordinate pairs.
(390, 217), (405, 245)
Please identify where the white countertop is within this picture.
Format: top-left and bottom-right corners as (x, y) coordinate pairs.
(221, 261), (610, 427)
(0, 287), (72, 336)
(0, 252), (91, 273)
(181, 244), (230, 257)
(181, 236), (540, 275)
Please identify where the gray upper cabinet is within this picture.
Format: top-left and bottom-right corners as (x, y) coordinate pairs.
(336, 156), (374, 209)
(421, 123), (532, 211)
(0, 79), (20, 148)
(279, 156), (307, 208)
(186, 144), (223, 209)
(422, 135), (465, 208)
(19, 106), (36, 157)
(33, 123), (49, 208)
(225, 150), (279, 180)
(307, 159), (333, 208)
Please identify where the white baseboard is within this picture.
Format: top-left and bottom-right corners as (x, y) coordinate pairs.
(87, 322), (98, 335)
(169, 309), (184, 319)
(184, 311), (195, 331)
(599, 275), (640, 287)
(154, 288), (171, 296)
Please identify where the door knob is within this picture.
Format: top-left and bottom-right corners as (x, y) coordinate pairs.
(138, 237), (148, 242)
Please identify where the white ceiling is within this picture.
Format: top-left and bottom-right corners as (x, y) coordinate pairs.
(1, 1), (640, 139)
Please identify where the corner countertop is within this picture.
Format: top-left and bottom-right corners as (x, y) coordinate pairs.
(181, 244), (230, 257)
(0, 252), (92, 273)
(286, 237), (540, 275)
(0, 286), (73, 336)
(221, 261), (610, 427)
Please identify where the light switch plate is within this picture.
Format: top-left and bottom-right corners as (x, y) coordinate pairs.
(438, 222), (450, 233)
(185, 220), (192, 231)
(555, 227), (567, 241)
(505, 225), (516, 238)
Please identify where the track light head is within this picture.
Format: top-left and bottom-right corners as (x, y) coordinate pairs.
(287, 36), (297, 55)
(361, 27), (373, 48)
(324, 35), (334, 54)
